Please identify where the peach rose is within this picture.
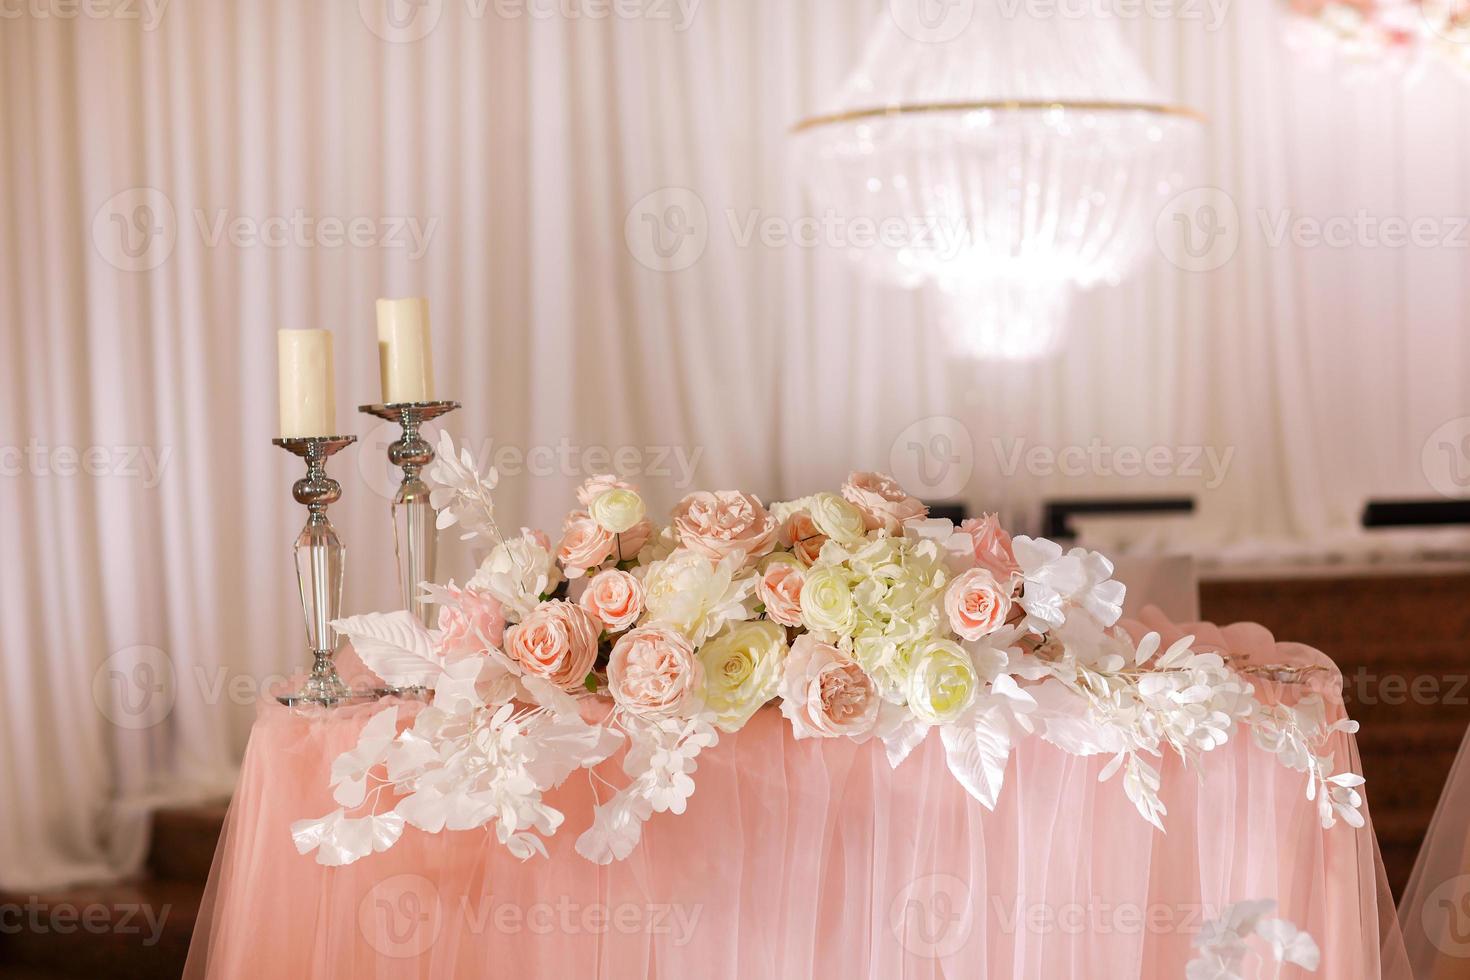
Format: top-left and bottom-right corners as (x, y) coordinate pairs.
(436, 584), (506, 654)
(579, 569), (645, 632)
(672, 490), (778, 565)
(944, 567), (1011, 641)
(842, 471), (927, 534)
(503, 599), (601, 690)
(576, 474), (637, 508)
(960, 514), (1020, 583)
(782, 510), (827, 565)
(609, 518), (653, 564)
(607, 625), (704, 718)
(778, 634), (879, 739)
(557, 512), (616, 579)
(757, 557), (805, 627)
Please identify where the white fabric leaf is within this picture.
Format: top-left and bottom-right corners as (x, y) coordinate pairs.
(331, 610), (442, 687)
(940, 704), (1013, 809)
(521, 674), (585, 720)
(1256, 917), (1322, 970)
(1156, 634), (1197, 669)
(575, 789), (653, 865)
(291, 808), (406, 867)
(875, 701), (930, 769)
(1122, 755), (1166, 831)
(1028, 680), (1125, 756)
(432, 655), (489, 714)
(328, 707), (399, 808)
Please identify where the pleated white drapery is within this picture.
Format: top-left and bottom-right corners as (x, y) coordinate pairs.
(2, 0), (1470, 889)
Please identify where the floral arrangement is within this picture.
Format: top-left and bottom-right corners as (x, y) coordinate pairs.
(1285, 0), (1470, 79)
(291, 433), (1366, 867)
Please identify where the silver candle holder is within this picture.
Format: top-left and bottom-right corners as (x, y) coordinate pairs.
(358, 400), (460, 627)
(273, 435), (358, 707)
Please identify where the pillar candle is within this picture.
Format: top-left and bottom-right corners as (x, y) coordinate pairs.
(376, 297), (435, 403)
(277, 329), (337, 438)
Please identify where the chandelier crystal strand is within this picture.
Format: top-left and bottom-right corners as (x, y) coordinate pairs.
(794, 2), (1202, 360)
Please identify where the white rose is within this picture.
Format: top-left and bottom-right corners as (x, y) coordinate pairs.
(697, 620), (787, 731)
(906, 639), (979, 725)
(589, 487), (646, 534)
(807, 492), (868, 546)
(799, 565), (858, 635)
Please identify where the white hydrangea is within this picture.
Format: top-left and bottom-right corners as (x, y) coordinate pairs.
(810, 533), (952, 700)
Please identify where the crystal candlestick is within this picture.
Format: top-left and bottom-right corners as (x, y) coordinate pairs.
(359, 401), (460, 626)
(273, 435), (357, 706)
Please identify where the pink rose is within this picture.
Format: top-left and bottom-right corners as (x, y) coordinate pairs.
(579, 569), (645, 632)
(576, 474), (637, 508)
(960, 514), (1020, 583)
(503, 599), (601, 690)
(557, 512), (616, 579)
(672, 490), (778, 565)
(944, 567), (1011, 641)
(607, 625), (704, 718)
(436, 585), (506, 655)
(782, 511), (827, 565)
(757, 560), (805, 627)
(609, 518), (652, 563)
(779, 635), (879, 739)
(842, 471), (927, 533)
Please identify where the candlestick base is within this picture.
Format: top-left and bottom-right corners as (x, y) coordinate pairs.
(277, 649), (359, 707)
(273, 435), (361, 708)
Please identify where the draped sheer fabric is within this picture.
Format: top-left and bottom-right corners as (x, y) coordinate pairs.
(1392, 726), (1470, 979)
(6, 0), (1470, 894)
(183, 614), (1408, 978)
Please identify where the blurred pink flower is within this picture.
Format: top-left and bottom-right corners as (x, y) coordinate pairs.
(960, 513), (1020, 584)
(842, 471), (927, 533)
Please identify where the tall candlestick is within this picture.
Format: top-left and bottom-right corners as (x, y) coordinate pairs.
(272, 435), (360, 706)
(376, 298), (435, 404)
(359, 400), (460, 627)
(277, 330), (337, 438)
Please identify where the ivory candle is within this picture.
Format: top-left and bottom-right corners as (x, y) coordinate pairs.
(277, 330), (337, 438)
(376, 297), (435, 403)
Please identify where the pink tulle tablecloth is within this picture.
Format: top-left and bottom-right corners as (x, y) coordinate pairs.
(185, 615), (1406, 979)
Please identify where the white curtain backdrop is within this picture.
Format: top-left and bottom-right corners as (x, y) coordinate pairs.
(3, 0), (1469, 889)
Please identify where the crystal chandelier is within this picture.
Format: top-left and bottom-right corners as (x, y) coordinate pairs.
(793, 3), (1202, 360)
